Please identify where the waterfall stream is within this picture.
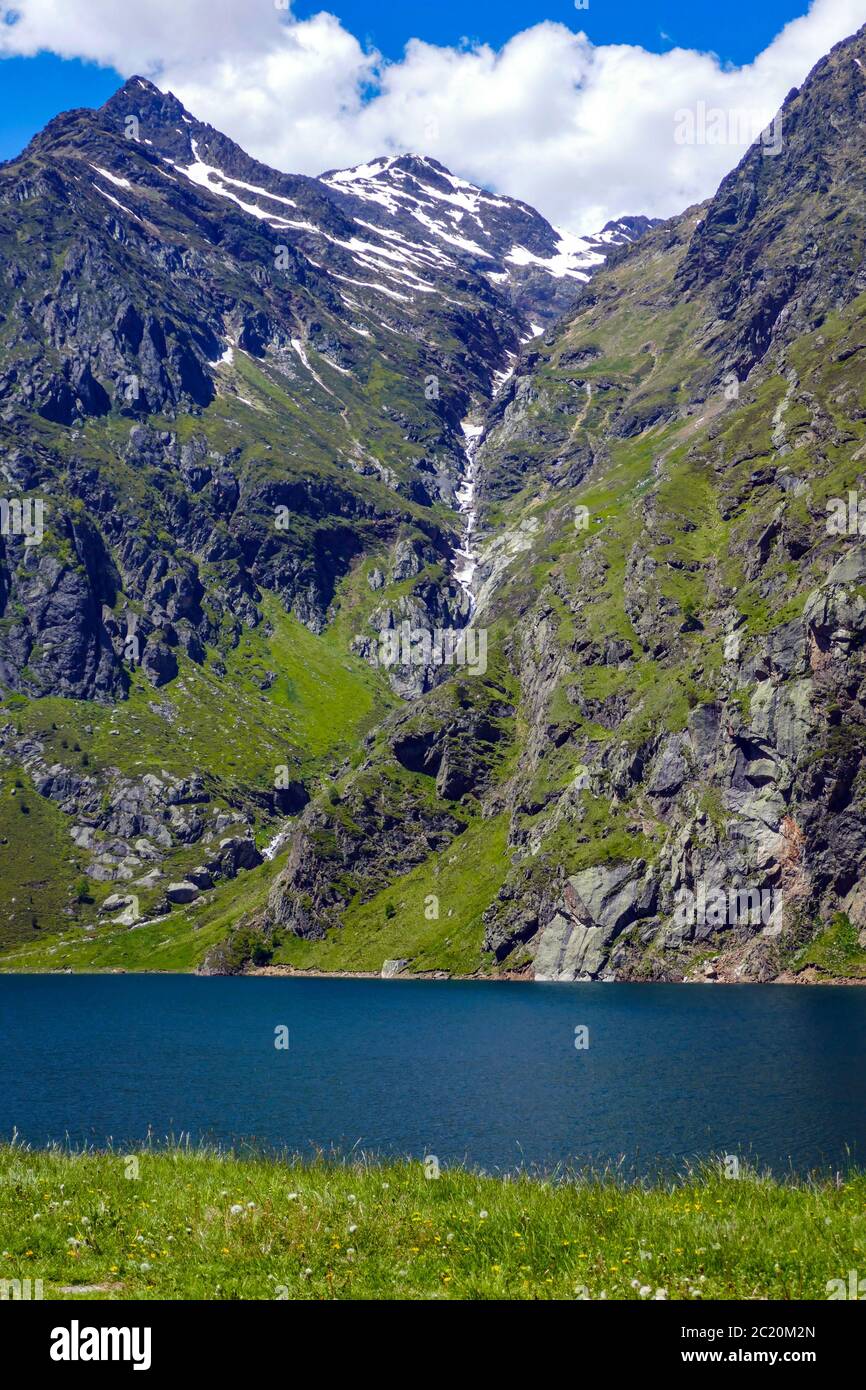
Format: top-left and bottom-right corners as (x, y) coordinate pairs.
(453, 418), (484, 616)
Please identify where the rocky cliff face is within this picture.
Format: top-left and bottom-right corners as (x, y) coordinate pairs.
(464, 25), (866, 983)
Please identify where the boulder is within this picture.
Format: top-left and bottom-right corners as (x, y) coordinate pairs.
(133, 868), (162, 890)
(100, 893), (133, 914)
(141, 640), (178, 688)
(381, 959), (409, 978)
(166, 881), (200, 904)
(187, 866), (214, 890)
(533, 915), (605, 981)
(217, 836), (263, 877)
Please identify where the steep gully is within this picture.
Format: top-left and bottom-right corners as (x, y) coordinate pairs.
(453, 419), (483, 615)
(452, 346), (522, 616)
(265, 351), (523, 864)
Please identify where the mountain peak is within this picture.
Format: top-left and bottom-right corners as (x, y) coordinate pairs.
(320, 152), (453, 185)
(99, 74), (189, 125)
(115, 75), (163, 98)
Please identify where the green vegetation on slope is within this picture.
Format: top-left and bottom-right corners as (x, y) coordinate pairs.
(272, 812), (510, 975)
(0, 763), (80, 936)
(0, 581), (394, 952)
(790, 914), (866, 979)
(0, 850), (279, 973)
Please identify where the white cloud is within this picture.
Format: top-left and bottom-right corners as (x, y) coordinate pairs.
(1, 0), (864, 231)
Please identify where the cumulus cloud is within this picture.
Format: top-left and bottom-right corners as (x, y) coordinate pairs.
(1, 0), (864, 231)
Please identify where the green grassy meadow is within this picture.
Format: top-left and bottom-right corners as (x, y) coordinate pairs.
(1, 1145), (862, 1301)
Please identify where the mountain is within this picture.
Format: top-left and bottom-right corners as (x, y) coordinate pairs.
(264, 22), (866, 984)
(0, 73), (651, 956)
(319, 152), (655, 325)
(3, 23), (865, 986)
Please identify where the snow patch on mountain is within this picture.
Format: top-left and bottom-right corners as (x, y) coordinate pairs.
(506, 227), (605, 281)
(171, 141), (300, 227)
(90, 164), (132, 190)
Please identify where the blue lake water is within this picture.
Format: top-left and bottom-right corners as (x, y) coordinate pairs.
(2, 975), (865, 1177)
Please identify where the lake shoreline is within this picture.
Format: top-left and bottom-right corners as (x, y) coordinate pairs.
(2, 964), (864, 985)
(248, 964), (866, 986)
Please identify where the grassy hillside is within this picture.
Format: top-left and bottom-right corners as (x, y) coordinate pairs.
(0, 584), (399, 958)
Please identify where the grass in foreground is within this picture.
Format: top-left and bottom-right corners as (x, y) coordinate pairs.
(1, 1146), (863, 1300)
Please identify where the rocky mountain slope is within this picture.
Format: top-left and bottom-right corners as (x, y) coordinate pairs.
(2, 24), (865, 984)
(260, 22), (866, 985)
(0, 73), (648, 961)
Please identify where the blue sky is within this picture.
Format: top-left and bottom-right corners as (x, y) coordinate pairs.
(0, 0), (860, 231)
(0, 0), (812, 163)
(289, 0), (810, 66)
(0, 55), (119, 162)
